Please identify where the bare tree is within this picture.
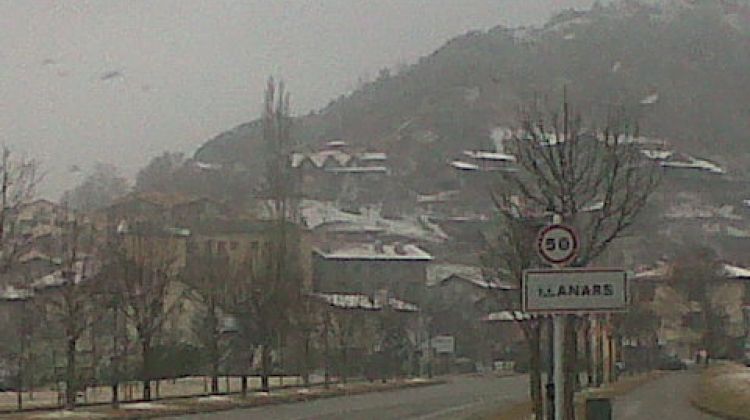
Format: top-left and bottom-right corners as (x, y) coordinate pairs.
(486, 99), (660, 419)
(0, 147), (42, 274)
(233, 78), (302, 392)
(61, 163), (129, 212)
(481, 214), (545, 418)
(36, 215), (97, 410)
(106, 231), (182, 400)
(183, 249), (232, 394)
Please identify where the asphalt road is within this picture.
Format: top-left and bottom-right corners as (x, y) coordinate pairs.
(613, 370), (718, 419)
(172, 374), (529, 420)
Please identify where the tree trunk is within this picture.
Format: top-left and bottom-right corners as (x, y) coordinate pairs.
(323, 318), (330, 388)
(208, 300), (220, 394)
(302, 331), (311, 387)
(584, 317), (593, 387)
(563, 315), (577, 420)
(141, 341), (152, 401)
(111, 384), (119, 408)
(65, 337), (77, 410)
(241, 375), (248, 397)
(340, 346), (348, 384)
(527, 323), (544, 420)
(260, 345), (271, 392)
(142, 379), (151, 401)
(210, 375), (218, 394)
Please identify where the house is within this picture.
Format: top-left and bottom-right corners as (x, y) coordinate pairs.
(630, 261), (750, 359)
(312, 241), (432, 304)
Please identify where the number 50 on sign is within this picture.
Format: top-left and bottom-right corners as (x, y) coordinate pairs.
(537, 224), (578, 266)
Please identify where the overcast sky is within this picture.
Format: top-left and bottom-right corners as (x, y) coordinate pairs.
(0, 0), (596, 197)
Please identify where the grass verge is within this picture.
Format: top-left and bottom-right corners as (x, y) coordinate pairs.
(479, 371), (663, 420)
(691, 362), (750, 420)
(2, 379), (444, 420)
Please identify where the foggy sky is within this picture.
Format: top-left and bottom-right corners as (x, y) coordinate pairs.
(0, 0), (596, 198)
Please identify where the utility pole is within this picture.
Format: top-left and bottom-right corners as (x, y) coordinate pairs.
(551, 214), (564, 420)
(546, 317), (554, 420)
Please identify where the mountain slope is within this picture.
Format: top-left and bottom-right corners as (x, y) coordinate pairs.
(195, 0), (750, 190)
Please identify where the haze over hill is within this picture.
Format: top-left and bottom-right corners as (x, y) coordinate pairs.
(0, 0), (597, 198)
(196, 0), (750, 193)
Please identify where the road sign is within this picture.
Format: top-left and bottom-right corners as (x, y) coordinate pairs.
(537, 224), (578, 266)
(431, 335), (455, 354)
(522, 268), (627, 313)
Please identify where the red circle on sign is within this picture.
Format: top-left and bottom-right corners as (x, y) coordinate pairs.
(537, 224), (578, 265)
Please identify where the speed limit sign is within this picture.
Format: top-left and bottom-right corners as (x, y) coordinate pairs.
(537, 224), (578, 266)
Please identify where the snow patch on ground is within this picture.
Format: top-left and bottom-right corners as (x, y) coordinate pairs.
(408, 378), (428, 383)
(33, 412), (105, 419)
(198, 395), (230, 402)
(121, 402), (170, 410)
(254, 391), (270, 397)
(297, 388), (311, 394)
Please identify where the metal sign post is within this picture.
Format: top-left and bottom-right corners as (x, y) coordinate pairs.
(537, 222), (577, 420)
(529, 223), (627, 420)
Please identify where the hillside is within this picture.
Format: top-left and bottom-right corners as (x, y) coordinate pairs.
(195, 0), (750, 191)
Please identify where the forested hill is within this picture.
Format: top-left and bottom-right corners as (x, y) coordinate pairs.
(194, 1), (750, 186)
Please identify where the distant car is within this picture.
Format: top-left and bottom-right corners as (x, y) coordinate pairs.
(742, 356), (750, 367)
(615, 361), (627, 375)
(657, 354), (687, 370)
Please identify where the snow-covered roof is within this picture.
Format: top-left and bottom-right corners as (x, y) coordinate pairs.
(326, 140), (347, 148)
(427, 263), (513, 289)
(660, 158), (725, 174)
(462, 150), (516, 162)
(311, 293), (379, 310)
(310, 293), (419, 312)
(316, 221), (384, 234)
(723, 264), (750, 279)
(290, 152), (306, 168)
(0, 286), (32, 301)
(482, 311), (532, 322)
(387, 297), (419, 312)
(640, 149), (674, 160)
(417, 190), (460, 204)
(315, 242), (433, 261)
(633, 262), (750, 281)
(633, 262), (670, 281)
(31, 259), (97, 289)
(356, 152), (387, 161)
(313, 150), (351, 167)
(640, 93), (659, 105)
(325, 166), (388, 174)
(300, 200), (448, 243)
(450, 160), (480, 171)
(581, 201), (605, 212)
(195, 161), (221, 170)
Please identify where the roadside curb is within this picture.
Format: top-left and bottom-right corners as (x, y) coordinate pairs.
(690, 397), (746, 420)
(690, 364), (750, 420)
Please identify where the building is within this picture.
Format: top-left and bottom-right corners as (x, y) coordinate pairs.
(312, 242), (432, 304)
